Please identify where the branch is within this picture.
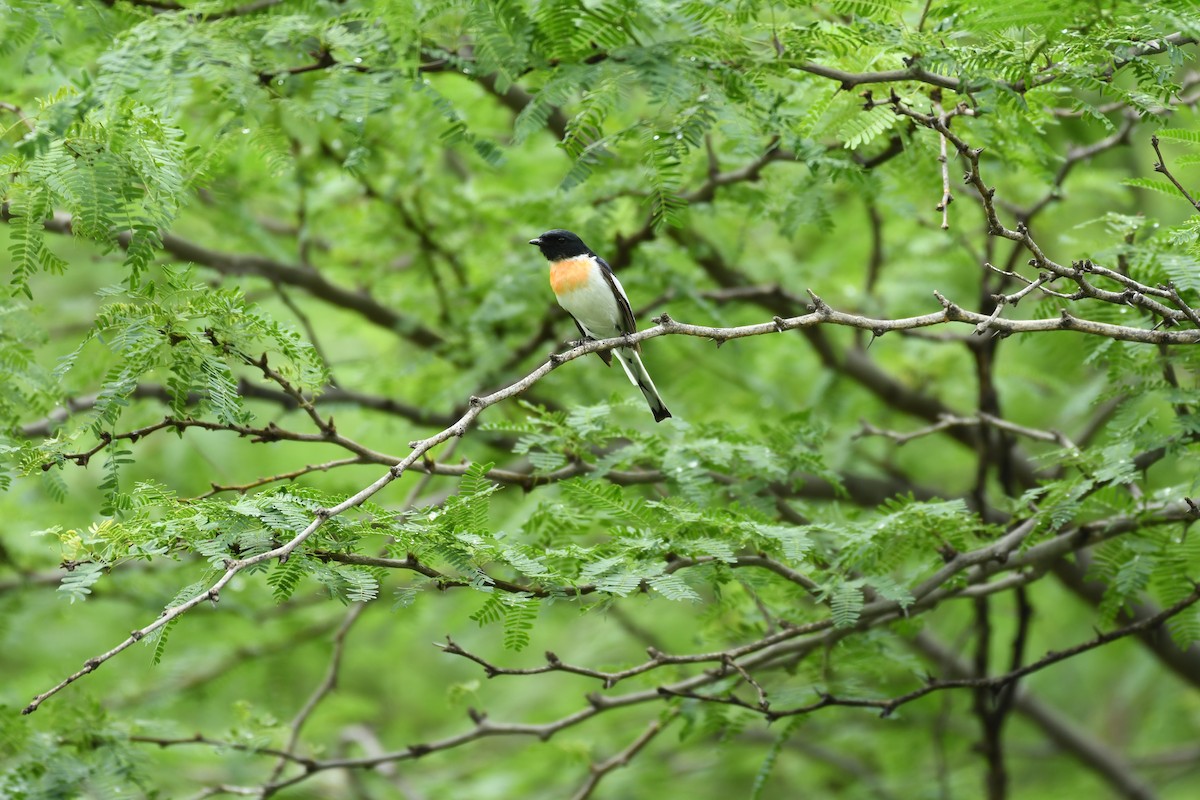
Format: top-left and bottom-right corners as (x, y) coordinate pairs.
(858, 411), (1077, 450)
(704, 584), (1200, 722)
(99, 0), (285, 19)
(799, 61), (963, 92)
(608, 141), (793, 270)
(797, 32), (1196, 96)
(0, 206), (447, 352)
(126, 503), (1190, 796)
(200, 457), (366, 498)
(910, 631), (1158, 800)
(880, 100), (1196, 329)
(322, 551), (817, 602)
(19, 382), (458, 438)
(23, 300), (1198, 711)
(1052, 553), (1200, 690)
(1151, 134), (1200, 212)
(438, 507), (1188, 692)
(266, 603), (367, 786)
(570, 714), (675, 800)
(257, 48), (370, 87)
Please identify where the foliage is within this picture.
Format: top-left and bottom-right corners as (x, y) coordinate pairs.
(2, 0), (1200, 798)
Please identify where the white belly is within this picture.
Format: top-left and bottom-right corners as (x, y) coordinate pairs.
(557, 268), (623, 338)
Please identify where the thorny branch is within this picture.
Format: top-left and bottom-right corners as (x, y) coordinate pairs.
(10, 17), (1200, 798)
(570, 713), (677, 800)
(126, 533), (1196, 797)
(24, 285), (1198, 715)
(30, 297), (1194, 492)
(1152, 134), (1200, 212)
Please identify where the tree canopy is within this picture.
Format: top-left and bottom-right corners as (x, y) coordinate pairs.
(2, 0), (1200, 797)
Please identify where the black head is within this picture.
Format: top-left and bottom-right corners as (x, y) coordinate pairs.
(528, 229), (591, 261)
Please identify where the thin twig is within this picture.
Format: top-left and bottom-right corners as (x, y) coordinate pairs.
(570, 713), (676, 800)
(1151, 134), (1200, 212)
(265, 603), (368, 786)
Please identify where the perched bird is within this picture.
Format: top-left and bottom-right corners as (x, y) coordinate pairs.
(529, 229), (671, 422)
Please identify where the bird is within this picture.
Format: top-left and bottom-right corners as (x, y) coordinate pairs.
(528, 229), (671, 422)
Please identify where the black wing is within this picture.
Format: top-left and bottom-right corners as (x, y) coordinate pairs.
(594, 254), (640, 353)
(568, 313), (613, 366)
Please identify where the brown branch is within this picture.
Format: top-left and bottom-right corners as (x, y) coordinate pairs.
(570, 714), (675, 800)
(858, 412), (1077, 450)
(608, 141), (792, 270)
(258, 48), (371, 87)
(265, 603), (367, 787)
(199, 457), (366, 498)
(100, 0), (284, 18)
(910, 631), (1158, 800)
(1052, 552), (1200, 690)
(20, 382), (459, 438)
(881, 100), (1194, 329)
(130, 734), (317, 770)
(799, 33), (1196, 95)
(126, 504), (1190, 796)
(799, 61), (964, 92)
(932, 96), (954, 229)
(23, 304), (1198, 711)
(1151, 134), (1200, 212)
(734, 584), (1200, 722)
(0, 206), (447, 352)
(436, 508), (1189, 693)
(320, 551), (818, 602)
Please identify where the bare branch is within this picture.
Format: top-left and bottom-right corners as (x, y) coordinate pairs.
(570, 713), (675, 800)
(1151, 134), (1200, 212)
(911, 631), (1159, 800)
(859, 412), (1077, 450)
(0, 205), (447, 352)
(266, 603), (367, 786)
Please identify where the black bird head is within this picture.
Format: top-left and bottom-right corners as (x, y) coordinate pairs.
(529, 229), (591, 261)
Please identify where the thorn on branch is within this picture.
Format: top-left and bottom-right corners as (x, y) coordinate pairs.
(805, 289), (829, 315)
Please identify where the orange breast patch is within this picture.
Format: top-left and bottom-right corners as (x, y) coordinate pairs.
(549, 257), (593, 295)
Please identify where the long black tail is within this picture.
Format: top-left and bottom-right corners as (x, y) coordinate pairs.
(613, 348), (671, 422)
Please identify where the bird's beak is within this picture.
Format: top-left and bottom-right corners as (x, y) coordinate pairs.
(528, 238), (542, 246)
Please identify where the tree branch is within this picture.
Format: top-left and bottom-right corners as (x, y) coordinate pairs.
(0, 206), (447, 352)
(1151, 134), (1200, 212)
